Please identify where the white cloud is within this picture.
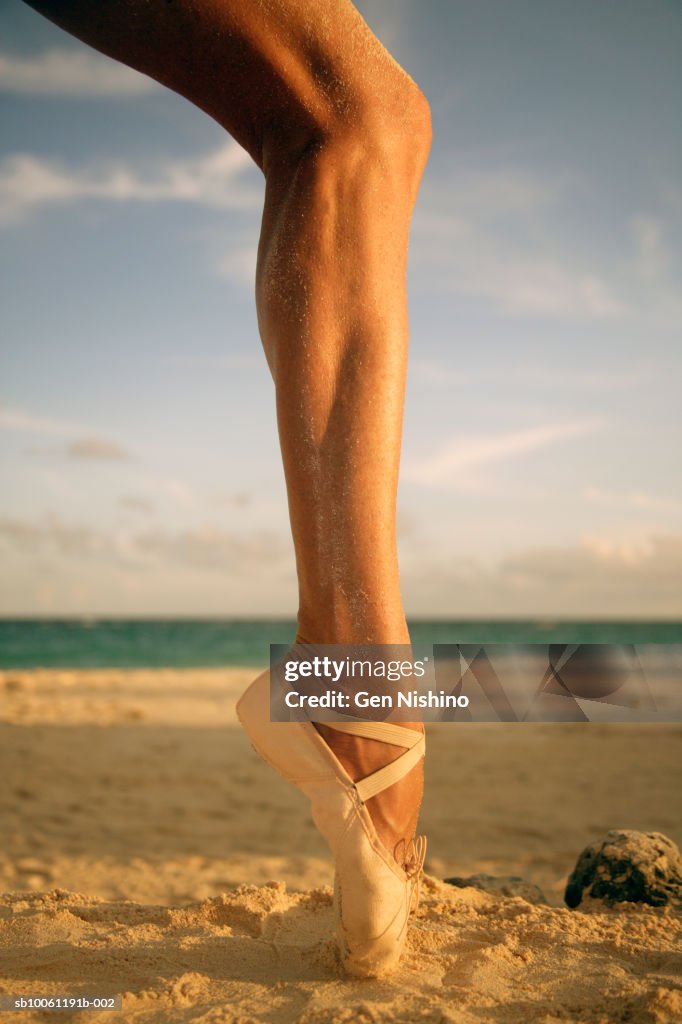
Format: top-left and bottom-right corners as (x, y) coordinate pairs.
(579, 534), (655, 568)
(0, 141), (261, 226)
(404, 419), (602, 487)
(584, 487), (680, 512)
(0, 404), (87, 437)
(501, 531), (681, 587)
(1, 404), (131, 461)
(400, 531), (682, 617)
(422, 168), (563, 223)
(134, 525), (285, 571)
(0, 48), (158, 97)
(0, 516), (105, 559)
(0, 515), (288, 574)
(414, 213), (627, 318)
(412, 167), (628, 319)
(158, 479), (198, 510)
(2, 513), (680, 617)
(492, 262), (625, 317)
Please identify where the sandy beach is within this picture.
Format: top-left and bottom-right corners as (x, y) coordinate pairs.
(1, 667), (681, 1022)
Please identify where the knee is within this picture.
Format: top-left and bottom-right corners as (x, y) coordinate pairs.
(332, 83), (431, 204)
(357, 75), (433, 156)
(263, 73), (432, 195)
(371, 81), (432, 193)
(391, 82), (433, 161)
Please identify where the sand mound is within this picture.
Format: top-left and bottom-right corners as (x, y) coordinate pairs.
(2, 877), (680, 1024)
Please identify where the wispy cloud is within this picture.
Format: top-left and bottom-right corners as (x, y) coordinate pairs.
(421, 167), (563, 223)
(630, 211), (682, 327)
(409, 359), (647, 395)
(194, 222), (261, 287)
(502, 531), (680, 583)
(632, 215), (670, 282)
(400, 531), (682, 617)
(0, 48), (158, 98)
(404, 419), (602, 487)
(0, 141), (261, 226)
(166, 352), (264, 371)
(119, 495), (154, 514)
(215, 242), (259, 286)
(584, 486), (680, 513)
(2, 404), (131, 461)
(2, 513), (680, 617)
(0, 515), (288, 574)
(0, 404), (87, 437)
(66, 438), (131, 461)
(412, 166), (628, 319)
(157, 479), (197, 510)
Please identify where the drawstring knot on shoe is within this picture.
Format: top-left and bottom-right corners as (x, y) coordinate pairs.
(395, 834), (427, 914)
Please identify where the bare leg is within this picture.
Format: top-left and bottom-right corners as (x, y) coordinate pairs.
(24, 0), (432, 860)
(259, 90), (430, 858)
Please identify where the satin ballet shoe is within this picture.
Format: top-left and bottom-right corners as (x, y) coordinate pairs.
(236, 671), (426, 977)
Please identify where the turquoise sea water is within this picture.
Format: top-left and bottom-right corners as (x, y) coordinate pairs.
(1, 619), (681, 668)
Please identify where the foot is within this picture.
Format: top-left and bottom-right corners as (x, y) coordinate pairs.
(313, 721), (424, 869)
(290, 631), (425, 869)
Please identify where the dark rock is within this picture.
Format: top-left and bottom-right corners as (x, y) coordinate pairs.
(565, 829), (682, 909)
(444, 873), (548, 905)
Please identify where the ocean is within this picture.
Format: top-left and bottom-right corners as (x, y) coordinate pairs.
(1, 619), (681, 668)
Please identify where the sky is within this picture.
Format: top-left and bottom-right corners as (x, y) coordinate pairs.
(1, 0), (681, 618)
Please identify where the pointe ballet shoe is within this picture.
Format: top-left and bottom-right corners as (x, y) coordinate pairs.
(236, 671), (426, 977)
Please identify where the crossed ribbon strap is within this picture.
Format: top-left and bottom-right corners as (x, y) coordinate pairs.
(323, 720), (426, 803)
